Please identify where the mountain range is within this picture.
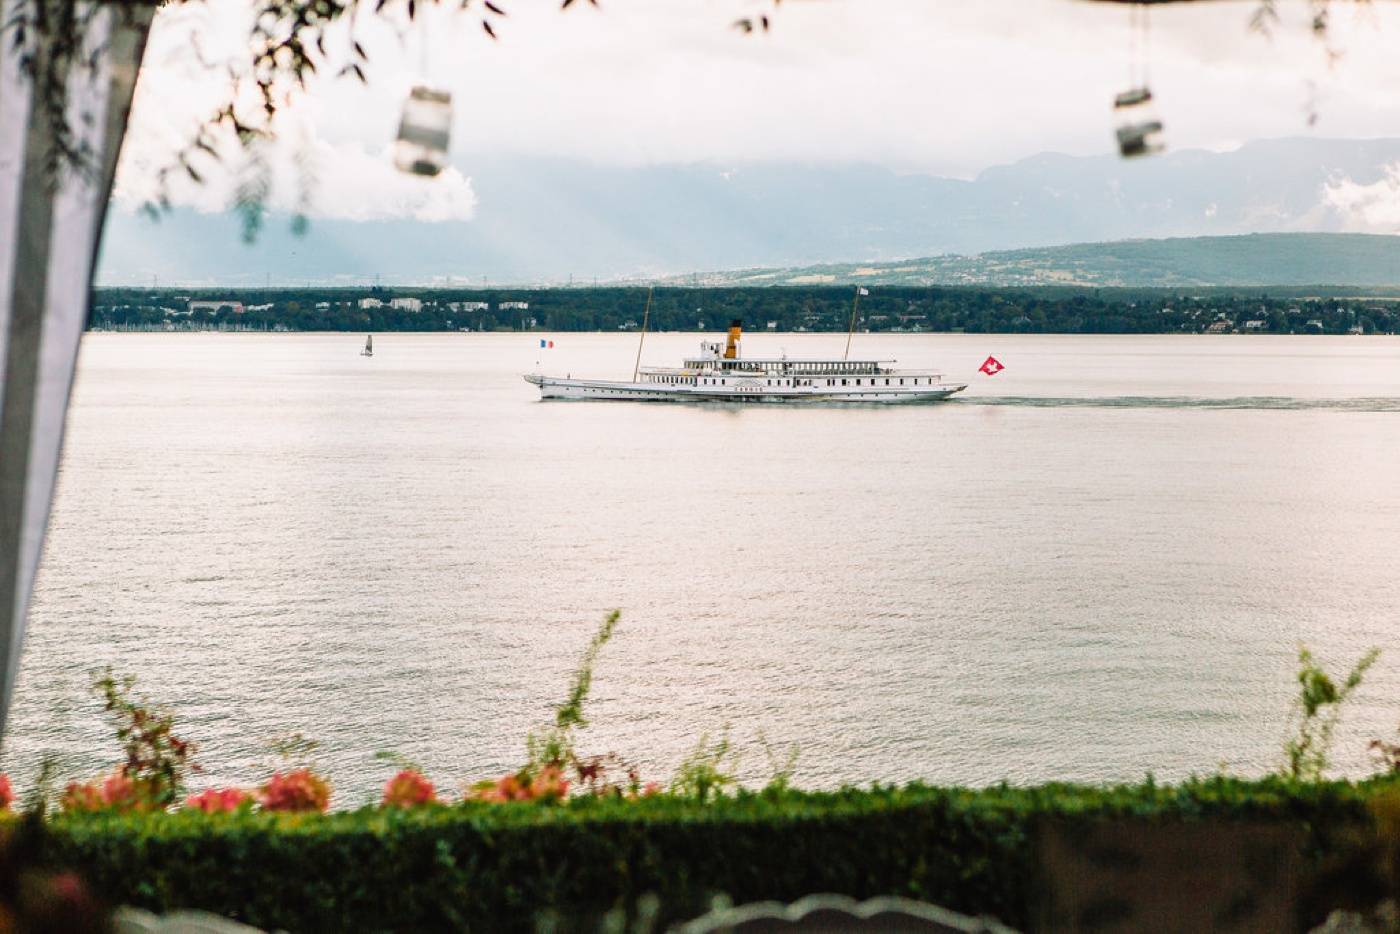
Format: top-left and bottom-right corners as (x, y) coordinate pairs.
(672, 233), (1400, 289)
(96, 136), (1400, 287)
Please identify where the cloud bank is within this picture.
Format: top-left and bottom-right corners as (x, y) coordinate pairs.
(1324, 164), (1400, 232)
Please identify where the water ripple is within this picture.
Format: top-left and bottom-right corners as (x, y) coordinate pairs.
(957, 395), (1400, 411)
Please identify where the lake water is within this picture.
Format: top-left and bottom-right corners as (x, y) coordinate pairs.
(4, 331), (1400, 805)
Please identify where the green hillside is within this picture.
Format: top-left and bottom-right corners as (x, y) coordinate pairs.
(674, 233), (1400, 288)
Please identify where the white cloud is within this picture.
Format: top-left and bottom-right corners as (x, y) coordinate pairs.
(1323, 163), (1400, 231)
(298, 139), (477, 222)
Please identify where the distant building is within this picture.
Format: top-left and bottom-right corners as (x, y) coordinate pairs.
(500, 301), (530, 311)
(314, 302), (330, 310)
(766, 321), (778, 330)
(1306, 319), (1324, 330)
(188, 300), (243, 314)
(247, 303), (273, 312)
(1243, 319), (1267, 330)
(1204, 320), (1233, 334)
(390, 297), (423, 312)
(358, 298), (383, 309)
(448, 301), (489, 312)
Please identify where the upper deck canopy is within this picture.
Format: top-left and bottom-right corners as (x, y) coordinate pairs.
(651, 357), (931, 377)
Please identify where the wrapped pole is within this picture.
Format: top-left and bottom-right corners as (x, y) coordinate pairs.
(0, 0), (154, 742)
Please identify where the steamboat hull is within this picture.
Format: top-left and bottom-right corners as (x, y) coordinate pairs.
(524, 374), (966, 404)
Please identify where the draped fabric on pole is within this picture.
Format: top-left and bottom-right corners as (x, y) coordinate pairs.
(0, 1), (153, 742)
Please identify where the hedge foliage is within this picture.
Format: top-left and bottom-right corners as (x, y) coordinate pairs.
(29, 775), (1400, 932)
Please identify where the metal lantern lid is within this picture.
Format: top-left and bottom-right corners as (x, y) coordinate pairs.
(394, 85), (453, 177)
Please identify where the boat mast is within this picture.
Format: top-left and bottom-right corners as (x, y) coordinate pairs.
(631, 287), (653, 381)
(842, 285), (862, 361)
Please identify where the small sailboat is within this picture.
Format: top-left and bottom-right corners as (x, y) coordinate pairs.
(360, 335), (373, 357)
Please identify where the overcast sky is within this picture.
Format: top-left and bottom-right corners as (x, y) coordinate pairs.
(114, 0), (1400, 222)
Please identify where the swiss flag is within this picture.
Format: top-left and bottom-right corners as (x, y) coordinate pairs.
(979, 355), (1004, 376)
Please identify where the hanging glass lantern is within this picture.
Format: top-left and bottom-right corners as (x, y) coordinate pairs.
(1113, 86), (1164, 158)
(394, 85), (453, 177)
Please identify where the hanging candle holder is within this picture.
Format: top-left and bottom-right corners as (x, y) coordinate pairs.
(1113, 4), (1163, 159)
(1113, 86), (1164, 158)
(394, 85), (453, 177)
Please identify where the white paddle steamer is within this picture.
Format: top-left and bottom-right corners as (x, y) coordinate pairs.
(525, 320), (966, 404)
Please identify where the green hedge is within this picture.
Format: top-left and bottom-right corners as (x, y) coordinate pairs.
(31, 776), (1398, 932)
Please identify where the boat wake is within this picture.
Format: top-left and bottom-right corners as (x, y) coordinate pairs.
(954, 396), (1400, 412)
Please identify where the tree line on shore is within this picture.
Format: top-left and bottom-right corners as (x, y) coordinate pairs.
(89, 285), (1400, 335)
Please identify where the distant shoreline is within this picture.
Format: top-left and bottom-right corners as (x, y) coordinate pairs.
(88, 284), (1400, 336)
(85, 328), (1397, 337)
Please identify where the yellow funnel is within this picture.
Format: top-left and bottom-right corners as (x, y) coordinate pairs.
(724, 320), (742, 359)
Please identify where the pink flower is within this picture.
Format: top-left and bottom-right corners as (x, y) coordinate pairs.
(640, 782), (662, 797)
(0, 773), (13, 810)
(101, 772), (136, 807)
(487, 773), (527, 802)
(529, 764), (569, 801)
(259, 768), (331, 812)
(48, 871), (87, 905)
(185, 788), (252, 813)
(59, 781), (105, 813)
(60, 771), (148, 813)
(382, 769), (436, 808)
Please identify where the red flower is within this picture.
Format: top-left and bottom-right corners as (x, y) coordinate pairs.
(101, 772), (136, 807)
(259, 768), (331, 812)
(59, 770), (152, 813)
(382, 769), (436, 808)
(529, 764), (569, 801)
(185, 788), (252, 813)
(473, 765), (569, 803)
(59, 781), (105, 813)
(0, 773), (13, 810)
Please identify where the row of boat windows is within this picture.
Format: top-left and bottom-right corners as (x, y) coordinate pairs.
(687, 361), (882, 374)
(650, 376), (931, 387)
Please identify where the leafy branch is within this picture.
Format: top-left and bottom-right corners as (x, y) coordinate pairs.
(1283, 645), (1379, 781)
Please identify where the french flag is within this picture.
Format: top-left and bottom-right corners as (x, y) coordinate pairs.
(538, 339), (554, 348)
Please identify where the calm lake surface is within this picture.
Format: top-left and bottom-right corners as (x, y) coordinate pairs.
(5, 331), (1400, 804)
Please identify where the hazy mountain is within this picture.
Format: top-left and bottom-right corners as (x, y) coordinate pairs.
(97, 137), (1400, 286)
(671, 233), (1400, 288)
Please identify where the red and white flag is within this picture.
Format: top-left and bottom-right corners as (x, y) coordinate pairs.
(978, 355), (1004, 376)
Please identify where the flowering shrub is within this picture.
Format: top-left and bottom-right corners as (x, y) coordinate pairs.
(259, 769), (331, 813)
(1371, 722), (1400, 774)
(60, 781), (105, 813)
(60, 771), (153, 814)
(470, 764), (569, 803)
(94, 670), (196, 808)
(574, 753), (652, 798)
(382, 770), (435, 808)
(185, 788), (253, 813)
(34, 778), (1397, 932)
(0, 773), (12, 811)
